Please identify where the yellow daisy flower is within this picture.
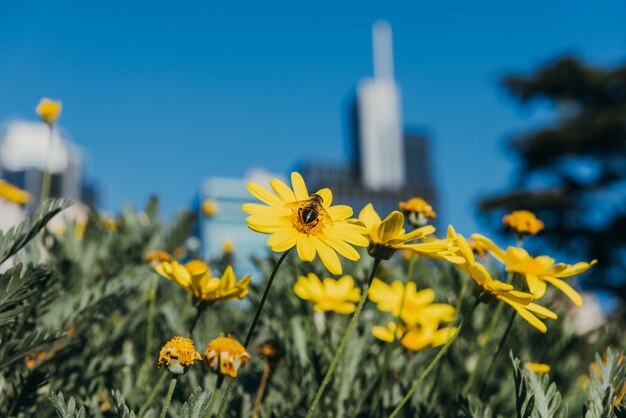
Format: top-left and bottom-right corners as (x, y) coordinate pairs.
(398, 197), (436, 227)
(242, 172), (369, 274)
(0, 180), (30, 205)
(204, 334), (251, 378)
(503, 210), (544, 236)
(471, 234), (596, 307)
(157, 336), (202, 375)
(368, 278), (455, 327)
(447, 226), (557, 333)
(357, 203), (453, 260)
(372, 321), (457, 351)
(155, 260), (251, 302)
(526, 362), (551, 374)
(293, 273), (361, 314)
(36, 98), (62, 125)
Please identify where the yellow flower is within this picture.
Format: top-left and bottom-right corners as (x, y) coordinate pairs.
(204, 334), (251, 378)
(157, 336), (202, 374)
(447, 226), (557, 333)
(202, 199), (218, 216)
(368, 278), (455, 327)
(526, 362), (551, 374)
(398, 197), (436, 227)
(0, 180), (30, 205)
(222, 239), (234, 254)
(294, 273), (361, 314)
(145, 250), (173, 264)
(372, 321), (457, 351)
(36, 98), (62, 124)
(155, 260), (251, 302)
(503, 210), (544, 236)
(358, 203), (453, 260)
(101, 215), (118, 231)
(242, 172), (369, 274)
(471, 234), (596, 307)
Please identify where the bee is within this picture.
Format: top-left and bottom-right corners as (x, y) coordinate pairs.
(286, 194), (333, 227)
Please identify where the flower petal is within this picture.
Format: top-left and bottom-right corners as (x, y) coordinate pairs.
(312, 236), (342, 275)
(296, 235), (316, 261)
(247, 182), (285, 209)
(270, 178), (297, 203)
(291, 172), (309, 201)
(267, 229), (298, 252)
(543, 277), (584, 307)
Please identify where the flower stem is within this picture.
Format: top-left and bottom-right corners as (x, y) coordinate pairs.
(461, 272), (513, 396)
(388, 297), (482, 418)
(251, 362), (271, 418)
(158, 377), (177, 418)
(39, 124), (53, 204)
(305, 257), (382, 418)
(205, 376), (223, 418)
(371, 255), (417, 414)
(189, 302), (206, 336)
(138, 372), (168, 418)
(479, 309), (516, 398)
(215, 248), (292, 418)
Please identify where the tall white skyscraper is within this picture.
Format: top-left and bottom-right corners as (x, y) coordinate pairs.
(356, 20), (405, 190)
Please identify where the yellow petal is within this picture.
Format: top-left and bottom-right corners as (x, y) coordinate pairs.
(267, 229), (298, 252)
(296, 235), (316, 261)
(247, 182), (286, 210)
(327, 205), (353, 221)
(525, 274), (547, 299)
(315, 188), (333, 207)
(543, 277), (583, 307)
(242, 203), (284, 217)
(313, 237), (342, 275)
(372, 325), (395, 343)
(294, 273), (324, 301)
(358, 203), (382, 229)
(525, 303), (557, 320)
(500, 297), (547, 333)
(377, 211), (404, 243)
(270, 178), (296, 203)
(470, 233), (506, 263)
(324, 235), (361, 261)
(431, 327), (457, 347)
(291, 172), (309, 201)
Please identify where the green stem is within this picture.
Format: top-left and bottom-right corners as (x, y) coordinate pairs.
(39, 124), (53, 204)
(388, 297), (482, 418)
(479, 310), (516, 399)
(215, 248), (292, 418)
(158, 377), (178, 418)
(205, 377), (223, 418)
(305, 257), (382, 418)
(138, 372), (168, 418)
(370, 255), (416, 414)
(461, 272), (513, 396)
(189, 302), (207, 336)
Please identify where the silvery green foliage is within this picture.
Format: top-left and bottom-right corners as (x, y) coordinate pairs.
(583, 348), (626, 418)
(112, 390), (137, 418)
(524, 364), (567, 418)
(177, 388), (212, 418)
(49, 392), (86, 418)
(458, 395), (495, 418)
(510, 352), (535, 418)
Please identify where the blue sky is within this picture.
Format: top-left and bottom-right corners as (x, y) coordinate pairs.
(1, 1), (625, 235)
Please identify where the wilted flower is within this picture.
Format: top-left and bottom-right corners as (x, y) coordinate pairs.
(204, 334), (251, 378)
(368, 278), (454, 327)
(0, 180), (30, 205)
(36, 98), (62, 125)
(257, 341), (283, 366)
(155, 260), (251, 302)
(503, 210), (544, 236)
(471, 234), (596, 307)
(157, 336), (202, 375)
(243, 172), (368, 274)
(447, 226), (557, 333)
(294, 273), (361, 314)
(202, 199), (218, 216)
(357, 203), (451, 260)
(398, 197), (436, 227)
(526, 362), (551, 374)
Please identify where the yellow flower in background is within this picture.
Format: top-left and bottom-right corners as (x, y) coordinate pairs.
(204, 334), (251, 378)
(471, 234), (596, 307)
(398, 197), (436, 227)
(294, 273), (361, 314)
(503, 210), (544, 236)
(157, 336), (202, 375)
(202, 199), (218, 216)
(0, 180), (30, 205)
(447, 226), (557, 333)
(36, 98), (62, 124)
(368, 278), (455, 327)
(155, 260), (251, 302)
(243, 172), (368, 274)
(526, 362), (551, 374)
(222, 239), (234, 253)
(100, 215), (118, 231)
(358, 203), (452, 260)
(372, 321), (457, 351)
(145, 250), (173, 264)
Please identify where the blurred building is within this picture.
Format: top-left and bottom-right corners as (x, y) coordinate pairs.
(0, 120), (98, 209)
(300, 20), (438, 218)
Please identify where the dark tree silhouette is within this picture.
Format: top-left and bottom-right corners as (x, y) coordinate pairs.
(479, 55), (626, 300)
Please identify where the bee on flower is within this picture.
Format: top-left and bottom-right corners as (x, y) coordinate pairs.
(157, 336), (202, 375)
(204, 334), (251, 378)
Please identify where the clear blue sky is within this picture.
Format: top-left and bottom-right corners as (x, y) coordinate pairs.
(1, 1), (624, 235)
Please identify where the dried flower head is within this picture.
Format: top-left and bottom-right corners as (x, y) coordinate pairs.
(503, 210), (544, 236)
(157, 336), (202, 375)
(399, 197), (436, 227)
(204, 334), (251, 378)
